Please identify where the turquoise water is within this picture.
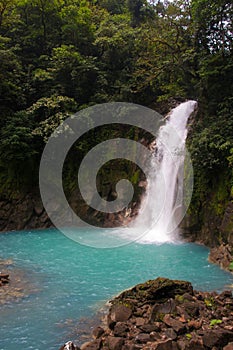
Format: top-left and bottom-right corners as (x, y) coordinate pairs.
(0, 229), (232, 350)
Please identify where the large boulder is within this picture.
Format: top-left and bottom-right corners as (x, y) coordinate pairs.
(112, 277), (193, 307)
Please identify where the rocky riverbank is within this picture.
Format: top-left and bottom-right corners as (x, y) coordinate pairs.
(209, 244), (233, 274)
(59, 277), (233, 350)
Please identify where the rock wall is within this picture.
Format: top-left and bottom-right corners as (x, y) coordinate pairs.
(0, 191), (51, 232)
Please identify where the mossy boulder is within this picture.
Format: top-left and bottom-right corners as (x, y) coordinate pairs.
(112, 277), (193, 307)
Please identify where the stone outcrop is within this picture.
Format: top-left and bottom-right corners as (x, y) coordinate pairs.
(0, 191), (52, 232)
(209, 244), (233, 272)
(61, 278), (233, 350)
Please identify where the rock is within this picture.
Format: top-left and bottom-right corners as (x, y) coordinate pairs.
(113, 278), (193, 307)
(135, 318), (145, 327)
(163, 315), (187, 334)
(113, 322), (129, 337)
(224, 343), (233, 350)
(135, 333), (151, 343)
(203, 330), (233, 348)
(59, 341), (79, 350)
(187, 319), (202, 330)
(92, 327), (105, 339)
(185, 339), (205, 350)
(81, 339), (102, 350)
(176, 306), (190, 322)
(106, 336), (124, 350)
(182, 301), (199, 317)
(164, 328), (177, 340)
(146, 339), (176, 350)
(110, 304), (132, 322)
(209, 244), (233, 271)
(150, 298), (176, 322)
(140, 324), (161, 333)
(122, 343), (142, 350)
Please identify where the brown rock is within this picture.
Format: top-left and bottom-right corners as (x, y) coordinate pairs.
(136, 318), (145, 327)
(183, 301), (199, 317)
(224, 343), (233, 350)
(92, 327), (105, 339)
(113, 322), (129, 337)
(109, 304), (132, 323)
(164, 328), (177, 340)
(106, 336), (124, 350)
(176, 306), (190, 322)
(146, 339), (175, 350)
(177, 339), (187, 350)
(135, 333), (151, 343)
(140, 324), (161, 333)
(163, 315), (187, 334)
(81, 339), (102, 350)
(122, 343), (142, 350)
(185, 338), (206, 350)
(187, 320), (202, 330)
(203, 330), (233, 348)
(150, 299), (176, 322)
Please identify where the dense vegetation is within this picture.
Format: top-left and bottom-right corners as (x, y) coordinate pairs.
(0, 0), (232, 235)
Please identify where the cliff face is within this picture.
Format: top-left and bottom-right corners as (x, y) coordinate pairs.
(182, 198), (233, 247)
(0, 191), (51, 232)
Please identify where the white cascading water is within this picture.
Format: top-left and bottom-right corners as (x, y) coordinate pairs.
(136, 100), (197, 244)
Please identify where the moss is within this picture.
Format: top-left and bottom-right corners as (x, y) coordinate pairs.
(229, 261), (233, 271)
(210, 319), (222, 327)
(210, 175), (229, 216)
(175, 295), (184, 303)
(204, 297), (215, 308)
(186, 333), (192, 340)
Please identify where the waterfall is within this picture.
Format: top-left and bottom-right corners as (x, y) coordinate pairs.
(136, 100), (197, 244)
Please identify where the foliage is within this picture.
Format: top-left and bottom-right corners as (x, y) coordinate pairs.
(0, 0), (232, 230)
(210, 319), (222, 327)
